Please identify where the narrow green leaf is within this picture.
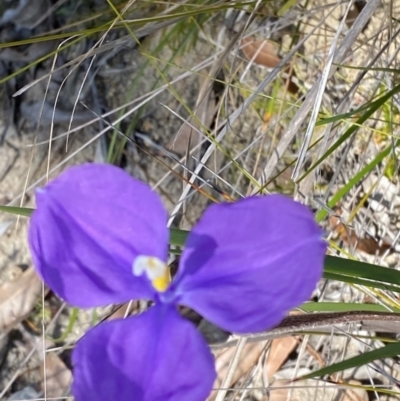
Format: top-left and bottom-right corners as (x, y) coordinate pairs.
(0, 205), (34, 217)
(300, 302), (394, 313)
(3, 212), (399, 294)
(316, 82), (400, 126)
(0, 208), (191, 247)
(169, 228), (189, 247)
(50, 307), (79, 343)
(324, 271), (400, 293)
(325, 255), (400, 285)
(299, 82), (400, 184)
(334, 64), (400, 74)
(298, 342), (400, 380)
(316, 139), (398, 221)
(277, 0), (297, 16)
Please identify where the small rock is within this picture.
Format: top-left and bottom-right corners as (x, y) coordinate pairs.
(6, 386), (39, 401)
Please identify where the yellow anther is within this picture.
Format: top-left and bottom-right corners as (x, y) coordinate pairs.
(133, 255), (170, 292)
(152, 271), (170, 292)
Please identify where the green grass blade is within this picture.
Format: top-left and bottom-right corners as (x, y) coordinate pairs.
(299, 82), (400, 183)
(0, 205), (34, 217)
(49, 307), (79, 343)
(298, 342), (400, 380)
(0, 206), (188, 245)
(300, 302), (395, 313)
(316, 82), (400, 126)
(170, 228), (189, 247)
(325, 255), (400, 285)
(324, 272), (400, 293)
(2, 213), (398, 293)
(316, 139), (399, 221)
(168, 229), (400, 293)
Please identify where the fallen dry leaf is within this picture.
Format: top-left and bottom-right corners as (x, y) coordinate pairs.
(341, 380), (368, 401)
(241, 37), (281, 68)
(264, 337), (298, 379)
(260, 379), (299, 401)
(329, 211), (390, 255)
(167, 75), (217, 155)
(208, 342), (264, 401)
(241, 36), (299, 94)
(0, 267), (42, 333)
(40, 352), (72, 398)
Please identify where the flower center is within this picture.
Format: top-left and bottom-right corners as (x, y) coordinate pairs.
(132, 255), (170, 292)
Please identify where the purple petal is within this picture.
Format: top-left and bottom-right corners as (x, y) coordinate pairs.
(171, 195), (326, 333)
(72, 304), (216, 401)
(28, 164), (168, 307)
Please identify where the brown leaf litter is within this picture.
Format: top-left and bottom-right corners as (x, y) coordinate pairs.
(0, 267), (42, 334)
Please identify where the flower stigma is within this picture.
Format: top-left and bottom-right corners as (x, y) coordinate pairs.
(133, 255), (170, 292)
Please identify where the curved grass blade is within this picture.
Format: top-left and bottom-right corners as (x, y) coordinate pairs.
(169, 228), (400, 292)
(170, 228), (189, 247)
(49, 307), (78, 343)
(297, 341), (400, 380)
(324, 271), (400, 294)
(2, 212), (399, 293)
(316, 138), (399, 221)
(0, 206), (190, 247)
(300, 302), (396, 313)
(0, 205), (33, 217)
(298, 82), (400, 183)
(315, 81), (400, 126)
(325, 255), (400, 285)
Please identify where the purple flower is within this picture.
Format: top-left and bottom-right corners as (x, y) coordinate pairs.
(28, 163), (326, 401)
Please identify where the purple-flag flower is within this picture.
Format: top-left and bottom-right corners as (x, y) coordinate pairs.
(28, 163), (327, 401)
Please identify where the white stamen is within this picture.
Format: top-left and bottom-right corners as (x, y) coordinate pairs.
(132, 255), (170, 292)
